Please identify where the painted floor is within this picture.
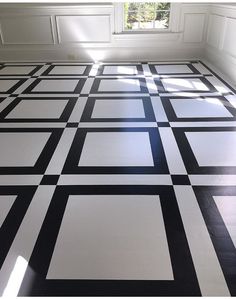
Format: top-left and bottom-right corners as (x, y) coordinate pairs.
(0, 61), (235, 296)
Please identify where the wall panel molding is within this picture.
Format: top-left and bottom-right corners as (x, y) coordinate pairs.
(205, 4), (236, 85)
(0, 15), (54, 45)
(183, 13), (206, 43)
(206, 14), (226, 49)
(56, 15), (111, 44)
(222, 17), (236, 58)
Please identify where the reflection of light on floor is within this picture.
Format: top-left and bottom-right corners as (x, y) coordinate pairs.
(216, 85), (227, 93)
(192, 80), (209, 91)
(89, 62), (100, 76)
(193, 97), (224, 106)
(3, 256), (28, 297)
(117, 66), (137, 75)
(118, 78), (141, 89)
(170, 92), (201, 97)
(210, 78), (229, 93)
(196, 97), (233, 109)
(163, 78), (209, 91)
(204, 97), (224, 106)
(146, 78), (157, 93)
(163, 78), (193, 90)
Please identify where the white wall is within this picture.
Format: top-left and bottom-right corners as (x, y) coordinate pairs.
(205, 4), (236, 85)
(0, 3), (209, 62)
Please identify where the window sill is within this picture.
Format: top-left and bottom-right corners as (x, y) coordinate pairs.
(112, 31), (180, 41)
(117, 29), (171, 34)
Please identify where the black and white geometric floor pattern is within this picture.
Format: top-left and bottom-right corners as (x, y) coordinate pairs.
(0, 61), (235, 296)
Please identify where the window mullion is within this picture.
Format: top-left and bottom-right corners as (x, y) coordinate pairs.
(138, 4), (141, 30)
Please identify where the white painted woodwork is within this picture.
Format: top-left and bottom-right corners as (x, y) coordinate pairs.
(205, 4), (236, 85)
(183, 14), (205, 43)
(0, 15), (54, 44)
(207, 14), (226, 49)
(222, 17), (236, 58)
(56, 15), (111, 43)
(0, 3), (209, 61)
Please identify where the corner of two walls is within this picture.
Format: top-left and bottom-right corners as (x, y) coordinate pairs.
(204, 4), (236, 87)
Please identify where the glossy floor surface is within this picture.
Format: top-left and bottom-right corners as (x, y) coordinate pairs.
(0, 61), (235, 296)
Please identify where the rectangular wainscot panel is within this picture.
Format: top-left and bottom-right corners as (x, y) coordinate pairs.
(222, 17), (236, 58)
(207, 14), (226, 49)
(0, 15), (54, 44)
(183, 13), (205, 43)
(56, 15), (111, 43)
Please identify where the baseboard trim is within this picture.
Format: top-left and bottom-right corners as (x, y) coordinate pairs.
(0, 45), (204, 63)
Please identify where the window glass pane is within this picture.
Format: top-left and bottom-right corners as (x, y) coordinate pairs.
(156, 2), (170, 10)
(139, 21), (155, 29)
(124, 3), (139, 29)
(155, 11), (170, 28)
(124, 2), (170, 30)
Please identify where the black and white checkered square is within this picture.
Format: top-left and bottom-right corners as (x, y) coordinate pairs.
(90, 77), (149, 94)
(41, 64), (92, 76)
(173, 127), (236, 174)
(0, 97), (77, 123)
(62, 127), (169, 174)
(0, 128), (63, 174)
(18, 185), (201, 296)
(0, 78), (28, 94)
(161, 95), (236, 122)
(23, 78), (86, 94)
(80, 96), (156, 122)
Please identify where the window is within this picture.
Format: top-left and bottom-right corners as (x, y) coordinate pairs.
(124, 2), (171, 31)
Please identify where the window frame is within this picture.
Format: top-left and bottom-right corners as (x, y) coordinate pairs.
(124, 3), (171, 32)
(114, 2), (181, 34)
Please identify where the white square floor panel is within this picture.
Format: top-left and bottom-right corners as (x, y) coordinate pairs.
(46, 195), (173, 280)
(155, 65), (193, 74)
(185, 131), (236, 166)
(0, 195), (17, 227)
(0, 80), (19, 92)
(103, 65), (138, 75)
(91, 99), (145, 119)
(213, 196), (236, 248)
(6, 100), (68, 119)
(49, 66), (86, 75)
(170, 98), (233, 118)
(78, 132), (154, 167)
(98, 79), (141, 92)
(0, 132), (51, 166)
(161, 78), (209, 92)
(0, 66), (36, 75)
(32, 80), (79, 92)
